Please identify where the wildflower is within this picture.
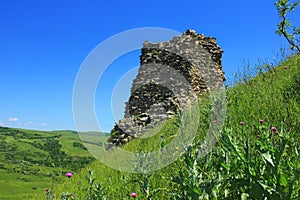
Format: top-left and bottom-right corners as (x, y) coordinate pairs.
(239, 122), (244, 125)
(45, 188), (49, 192)
(224, 96), (228, 99)
(259, 119), (264, 123)
(257, 134), (261, 139)
(284, 66), (288, 69)
(275, 131), (279, 135)
(131, 192), (137, 198)
(65, 172), (73, 178)
(270, 127), (276, 132)
(213, 119), (218, 123)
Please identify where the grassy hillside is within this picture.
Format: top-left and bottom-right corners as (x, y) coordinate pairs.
(31, 54), (300, 200)
(8, 54), (300, 199)
(0, 127), (95, 200)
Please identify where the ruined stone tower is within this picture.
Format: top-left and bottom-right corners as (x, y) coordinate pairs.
(108, 30), (225, 147)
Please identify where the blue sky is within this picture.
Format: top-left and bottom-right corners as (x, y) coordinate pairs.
(0, 0), (296, 132)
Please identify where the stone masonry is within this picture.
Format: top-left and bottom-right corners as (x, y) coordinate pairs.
(107, 30), (225, 147)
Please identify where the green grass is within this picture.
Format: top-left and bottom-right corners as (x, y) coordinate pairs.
(3, 54), (300, 199)
(31, 54), (300, 200)
(0, 169), (56, 200)
(0, 127), (96, 200)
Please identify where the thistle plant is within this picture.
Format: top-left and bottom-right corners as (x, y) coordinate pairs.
(84, 170), (106, 200)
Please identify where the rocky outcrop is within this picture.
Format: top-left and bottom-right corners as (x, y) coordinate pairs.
(107, 30), (225, 147)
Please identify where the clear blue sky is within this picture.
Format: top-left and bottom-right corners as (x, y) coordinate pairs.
(0, 0), (295, 132)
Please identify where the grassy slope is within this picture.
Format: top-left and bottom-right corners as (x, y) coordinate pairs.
(23, 54), (300, 199)
(0, 128), (95, 200)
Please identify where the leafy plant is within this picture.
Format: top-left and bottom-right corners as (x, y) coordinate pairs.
(171, 122), (300, 199)
(84, 170), (106, 200)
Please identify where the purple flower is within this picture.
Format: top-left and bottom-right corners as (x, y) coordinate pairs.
(131, 192), (137, 198)
(275, 131), (279, 135)
(45, 188), (49, 192)
(259, 119), (264, 123)
(239, 122), (244, 125)
(270, 127), (276, 131)
(65, 172), (73, 178)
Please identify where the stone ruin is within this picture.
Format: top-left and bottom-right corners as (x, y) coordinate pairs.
(107, 30), (225, 147)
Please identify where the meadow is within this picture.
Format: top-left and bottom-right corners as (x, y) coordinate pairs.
(0, 128), (95, 199)
(24, 53), (300, 199)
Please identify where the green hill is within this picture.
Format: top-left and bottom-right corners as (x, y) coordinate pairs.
(0, 127), (96, 200)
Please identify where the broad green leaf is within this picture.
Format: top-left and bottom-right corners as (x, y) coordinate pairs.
(221, 162), (228, 170)
(241, 193), (249, 200)
(262, 152), (275, 167)
(171, 177), (182, 184)
(249, 166), (256, 176)
(257, 180), (275, 193)
(279, 173), (288, 187)
(193, 187), (201, 195)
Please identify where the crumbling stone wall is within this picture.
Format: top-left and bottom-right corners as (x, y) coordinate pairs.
(108, 30), (225, 147)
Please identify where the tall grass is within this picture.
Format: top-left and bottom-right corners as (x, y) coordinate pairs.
(34, 54), (300, 199)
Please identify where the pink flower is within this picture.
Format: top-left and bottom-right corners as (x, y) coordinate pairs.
(239, 122), (244, 125)
(257, 134), (261, 139)
(275, 131), (279, 135)
(284, 66), (288, 69)
(213, 119), (218, 124)
(45, 188), (49, 192)
(270, 127), (276, 131)
(131, 192), (137, 198)
(65, 172), (73, 178)
(259, 119), (264, 123)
